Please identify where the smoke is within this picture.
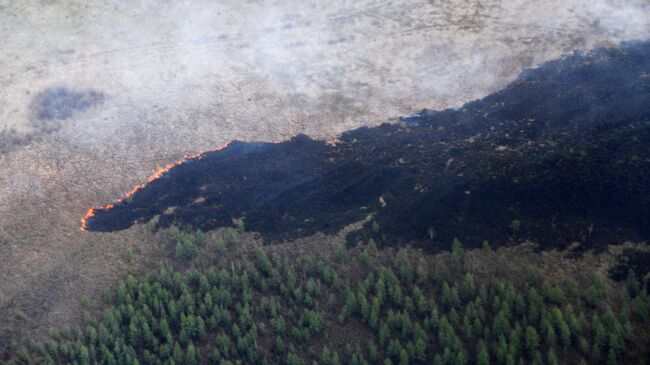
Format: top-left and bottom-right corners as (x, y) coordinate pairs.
(1, 0), (650, 203)
(2, 0), (649, 148)
(1, 0), (649, 343)
(151, 0), (650, 121)
(589, 0), (650, 39)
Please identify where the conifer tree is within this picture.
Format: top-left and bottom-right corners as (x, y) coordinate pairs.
(525, 326), (540, 354)
(451, 238), (465, 273)
(477, 340), (489, 365)
(398, 349), (409, 365)
(547, 349), (559, 365)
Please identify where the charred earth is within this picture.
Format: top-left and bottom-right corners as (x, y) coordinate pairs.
(84, 41), (650, 254)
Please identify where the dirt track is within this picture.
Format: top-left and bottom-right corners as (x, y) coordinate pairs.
(0, 0), (648, 341)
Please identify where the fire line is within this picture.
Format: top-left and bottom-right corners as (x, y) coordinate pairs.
(80, 143), (232, 231)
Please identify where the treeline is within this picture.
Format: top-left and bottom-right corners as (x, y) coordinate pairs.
(2, 231), (649, 364)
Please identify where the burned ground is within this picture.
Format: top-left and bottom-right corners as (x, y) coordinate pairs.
(610, 249), (650, 290)
(2, 0), (649, 354)
(84, 41), (650, 257)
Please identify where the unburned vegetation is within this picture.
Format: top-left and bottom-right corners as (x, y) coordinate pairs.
(1, 225), (648, 364)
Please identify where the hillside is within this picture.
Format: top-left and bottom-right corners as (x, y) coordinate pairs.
(1, 226), (649, 365)
(2, 40), (650, 365)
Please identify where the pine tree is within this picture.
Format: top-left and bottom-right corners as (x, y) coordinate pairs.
(416, 258), (428, 285)
(525, 326), (539, 354)
(578, 336), (589, 356)
(495, 336), (508, 364)
(128, 321), (139, 346)
(414, 326), (428, 361)
(432, 354), (443, 365)
(493, 310), (510, 338)
(379, 323), (390, 346)
(462, 315), (473, 339)
(442, 282), (459, 308)
(455, 350), (468, 365)
(592, 314), (607, 351)
(525, 267), (541, 288)
(399, 348), (409, 365)
(558, 318), (571, 349)
(477, 340), (489, 365)
(359, 248), (372, 267)
(547, 349), (559, 365)
(368, 341), (379, 363)
(508, 325), (521, 355)
(397, 249), (413, 283)
(592, 343), (602, 362)
(451, 238), (465, 273)
(482, 240), (492, 252)
(78, 344), (90, 365)
(625, 269), (640, 296)
(339, 288), (357, 323)
(172, 342), (183, 364)
(287, 351), (304, 365)
(541, 317), (556, 347)
(461, 273), (475, 300)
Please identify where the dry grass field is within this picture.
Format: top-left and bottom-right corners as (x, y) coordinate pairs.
(0, 0), (648, 344)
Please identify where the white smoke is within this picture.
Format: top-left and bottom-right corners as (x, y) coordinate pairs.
(0, 0), (649, 342)
(588, 0), (650, 40)
(1, 0), (650, 202)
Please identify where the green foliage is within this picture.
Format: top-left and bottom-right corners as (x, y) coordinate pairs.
(223, 228), (235, 247)
(236, 219), (246, 234)
(525, 326), (540, 354)
(477, 340), (489, 365)
(359, 247), (372, 267)
(451, 238), (465, 271)
(3, 236), (644, 365)
(510, 219), (521, 231)
(372, 220), (380, 233)
(481, 240), (491, 252)
(124, 247), (134, 263)
(80, 295), (90, 307)
(334, 244), (348, 263)
(103, 288), (112, 304)
(172, 228), (204, 260)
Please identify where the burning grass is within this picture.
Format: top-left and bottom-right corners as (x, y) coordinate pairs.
(81, 41), (650, 260)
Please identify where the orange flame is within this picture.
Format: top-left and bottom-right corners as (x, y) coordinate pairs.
(80, 143), (232, 231)
(80, 204), (114, 231)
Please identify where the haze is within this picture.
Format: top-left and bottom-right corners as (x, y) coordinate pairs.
(0, 0), (648, 342)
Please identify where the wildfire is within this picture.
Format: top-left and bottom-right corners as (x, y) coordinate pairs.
(80, 204), (114, 231)
(80, 143), (232, 231)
